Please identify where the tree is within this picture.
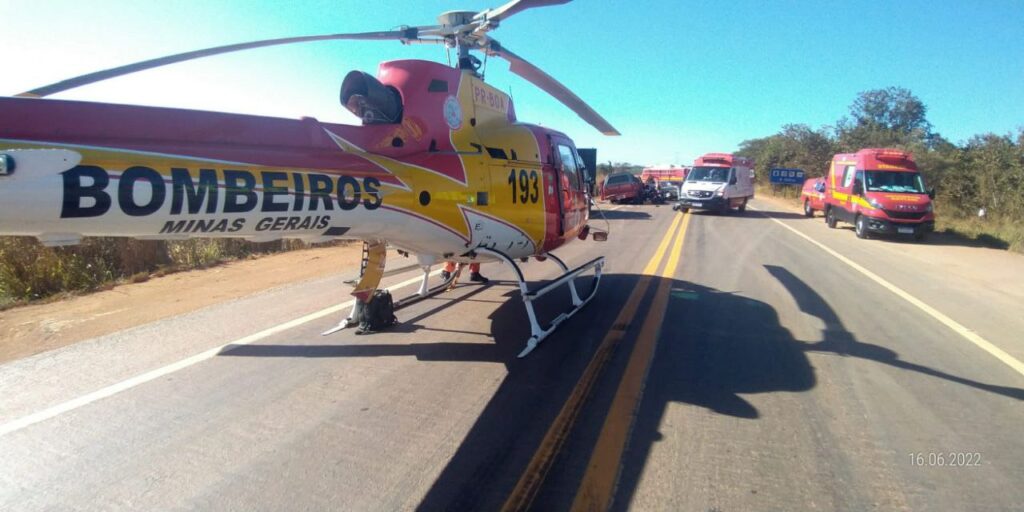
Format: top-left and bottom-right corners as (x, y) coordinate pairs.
(736, 124), (835, 179)
(960, 133), (1024, 218)
(903, 133), (958, 193)
(836, 87), (932, 151)
(777, 124), (836, 177)
(850, 87), (930, 134)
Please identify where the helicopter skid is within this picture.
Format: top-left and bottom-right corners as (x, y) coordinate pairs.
(476, 248), (605, 358)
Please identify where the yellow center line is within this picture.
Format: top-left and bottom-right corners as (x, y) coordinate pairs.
(571, 213), (690, 512)
(641, 212), (683, 276)
(501, 212), (685, 512)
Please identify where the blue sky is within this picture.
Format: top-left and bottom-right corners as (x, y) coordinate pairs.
(3, 0), (1022, 165)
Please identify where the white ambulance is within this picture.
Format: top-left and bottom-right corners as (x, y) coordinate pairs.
(675, 153), (755, 214)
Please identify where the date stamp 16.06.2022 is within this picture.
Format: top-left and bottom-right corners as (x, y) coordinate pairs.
(908, 452), (983, 467)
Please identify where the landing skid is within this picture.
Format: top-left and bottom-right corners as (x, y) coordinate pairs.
(477, 248), (605, 358)
(320, 266), (457, 335)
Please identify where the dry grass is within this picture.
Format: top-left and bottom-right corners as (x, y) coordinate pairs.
(757, 183), (804, 203)
(935, 216), (1024, 252)
(0, 237), (337, 308)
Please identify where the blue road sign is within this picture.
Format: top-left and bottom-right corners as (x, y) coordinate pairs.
(769, 168), (805, 185)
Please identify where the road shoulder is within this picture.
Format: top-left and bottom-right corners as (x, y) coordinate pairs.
(0, 243), (363, 364)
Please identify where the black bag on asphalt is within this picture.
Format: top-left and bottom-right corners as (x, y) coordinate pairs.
(356, 289), (398, 334)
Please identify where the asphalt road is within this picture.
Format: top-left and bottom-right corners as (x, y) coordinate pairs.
(1, 199), (1022, 511)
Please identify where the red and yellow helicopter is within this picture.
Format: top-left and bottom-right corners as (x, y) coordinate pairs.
(0, 0), (618, 357)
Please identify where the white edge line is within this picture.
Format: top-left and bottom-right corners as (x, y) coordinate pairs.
(754, 206), (1024, 378)
(0, 271), (437, 438)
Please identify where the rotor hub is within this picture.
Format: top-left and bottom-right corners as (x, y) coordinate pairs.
(437, 10), (477, 27)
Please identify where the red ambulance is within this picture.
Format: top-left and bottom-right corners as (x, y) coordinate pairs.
(823, 148), (935, 240)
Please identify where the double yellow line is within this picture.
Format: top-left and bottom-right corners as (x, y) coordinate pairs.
(502, 212), (691, 512)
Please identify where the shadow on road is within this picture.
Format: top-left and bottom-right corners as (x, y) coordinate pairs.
(750, 208), (817, 221)
(764, 265), (1023, 400)
(890, 230), (1011, 250)
(934, 230), (1011, 250)
(220, 265), (1023, 511)
(221, 342), (505, 362)
(614, 266), (1023, 510)
(220, 282), (512, 361)
(594, 209), (653, 221)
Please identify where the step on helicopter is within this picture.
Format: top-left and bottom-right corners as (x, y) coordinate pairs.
(0, 0), (618, 357)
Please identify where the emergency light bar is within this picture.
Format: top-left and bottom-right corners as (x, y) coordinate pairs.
(875, 150), (912, 163)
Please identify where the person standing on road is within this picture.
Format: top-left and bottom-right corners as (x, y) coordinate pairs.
(441, 261), (488, 283)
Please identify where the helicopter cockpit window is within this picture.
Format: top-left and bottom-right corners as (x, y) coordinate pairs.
(557, 145), (581, 190)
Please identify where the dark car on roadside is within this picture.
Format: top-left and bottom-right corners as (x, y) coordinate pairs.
(658, 182), (679, 201)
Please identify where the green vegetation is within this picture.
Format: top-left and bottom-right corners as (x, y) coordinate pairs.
(735, 87), (1024, 252)
(0, 237), (325, 308)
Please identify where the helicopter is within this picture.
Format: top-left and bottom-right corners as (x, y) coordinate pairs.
(0, 0), (618, 357)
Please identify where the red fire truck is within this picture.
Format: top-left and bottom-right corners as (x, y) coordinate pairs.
(824, 148), (936, 240)
(639, 166), (689, 186)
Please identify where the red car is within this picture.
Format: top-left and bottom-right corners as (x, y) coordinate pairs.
(601, 172), (644, 204)
(801, 177), (826, 217)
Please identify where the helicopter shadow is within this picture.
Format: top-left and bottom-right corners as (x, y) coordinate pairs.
(220, 264), (1023, 510)
(610, 266), (1023, 510)
(221, 267), (625, 509)
(219, 281), (516, 362)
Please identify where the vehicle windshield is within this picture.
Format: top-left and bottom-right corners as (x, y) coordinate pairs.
(864, 171), (926, 193)
(687, 166), (730, 183)
(606, 174), (631, 185)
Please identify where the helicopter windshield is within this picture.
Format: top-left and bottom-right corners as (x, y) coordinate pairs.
(687, 166), (731, 183)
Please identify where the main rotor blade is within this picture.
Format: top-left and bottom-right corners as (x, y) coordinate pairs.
(17, 29), (420, 98)
(486, 41), (619, 136)
(479, 0), (572, 23)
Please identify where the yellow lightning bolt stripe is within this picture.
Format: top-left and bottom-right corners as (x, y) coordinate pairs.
(323, 129), (479, 241)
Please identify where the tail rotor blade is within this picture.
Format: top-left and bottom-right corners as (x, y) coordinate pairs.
(486, 40), (619, 136)
(17, 29), (421, 98)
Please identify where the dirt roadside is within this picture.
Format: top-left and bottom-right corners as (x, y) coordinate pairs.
(754, 193), (1024, 301)
(0, 244), (364, 364)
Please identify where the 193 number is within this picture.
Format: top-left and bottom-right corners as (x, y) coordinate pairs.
(508, 169), (539, 204)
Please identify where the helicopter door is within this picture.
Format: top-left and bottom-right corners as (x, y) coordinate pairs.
(553, 139), (587, 237)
